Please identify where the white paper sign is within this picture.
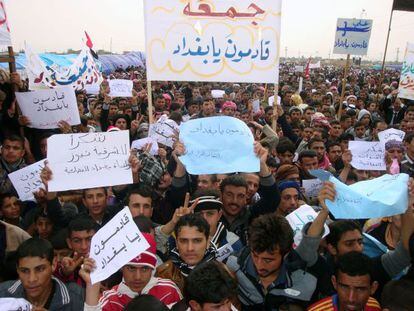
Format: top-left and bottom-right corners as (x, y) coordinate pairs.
(309, 61), (321, 69)
(302, 179), (323, 198)
(84, 83), (101, 95)
(252, 99), (261, 113)
(47, 131), (133, 192)
(131, 137), (159, 156)
(398, 42), (414, 101)
(144, 0), (282, 83)
(0, 298), (32, 311)
(378, 128), (405, 144)
(109, 79), (133, 97)
(269, 95), (281, 106)
(333, 19), (373, 56)
(8, 161), (45, 201)
(90, 207), (150, 284)
(211, 90), (226, 99)
(349, 141), (386, 171)
(286, 204), (330, 247)
(15, 87), (81, 129)
(149, 114), (179, 148)
(294, 66), (304, 73)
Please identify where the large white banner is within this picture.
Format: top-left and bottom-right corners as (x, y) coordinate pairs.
(15, 87), (81, 129)
(144, 0), (282, 83)
(25, 44), (103, 91)
(0, 1), (11, 46)
(398, 42), (414, 101)
(333, 19), (372, 56)
(47, 131), (132, 192)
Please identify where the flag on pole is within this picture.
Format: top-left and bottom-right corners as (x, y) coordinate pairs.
(393, 0), (414, 12)
(0, 0), (11, 46)
(304, 58), (311, 79)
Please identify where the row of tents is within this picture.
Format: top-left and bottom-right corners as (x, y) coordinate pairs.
(0, 51), (146, 75)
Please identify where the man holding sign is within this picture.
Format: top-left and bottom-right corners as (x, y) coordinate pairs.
(79, 234), (182, 310)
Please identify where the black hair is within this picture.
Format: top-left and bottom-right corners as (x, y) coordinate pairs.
(404, 132), (414, 144)
(0, 192), (18, 208)
(298, 150), (318, 163)
(354, 121), (365, 129)
(50, 229), (69, 250)
(133, 215), (153, 234)
(3, 134), (24, 148)
(326, 141), (341, 152)
(174, 214), (209, 240)
(125, 185), (153, 206)
(276, 139), (296, 154)
(381, 279), (414, 311)
(125, 294), (168, 311)
(67, 216), (98, 237)
(335, 251), (373, 281)
(326, 220), (362, 248)
(220, 175), (247, 193)
(340, 115), (351, 122)
(308, 137), (325, 149)
(82, 187), (108, 198)
(184, 261), (237, 305)
(248, 214), (293, 257)
(16, 238), (54, 265)
(338, 133), (354, 142)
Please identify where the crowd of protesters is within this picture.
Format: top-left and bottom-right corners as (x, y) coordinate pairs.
(0, 62), (414, 311)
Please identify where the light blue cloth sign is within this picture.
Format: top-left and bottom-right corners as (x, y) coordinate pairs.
(310, 170), (409, 219)
(179, 116), (259, 174)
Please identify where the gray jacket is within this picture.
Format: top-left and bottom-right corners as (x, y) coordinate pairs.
(0, 277), (84, 311)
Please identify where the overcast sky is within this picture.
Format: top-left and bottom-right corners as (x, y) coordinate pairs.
(6, 0), (414, 61)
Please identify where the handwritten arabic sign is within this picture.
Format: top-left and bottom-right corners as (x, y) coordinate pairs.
(179, 116), (259, 174)
(47, 131), (132, 192)
(378, 128), (405, 144)
(109, 79), (133, 98)
(149, 114), (179, 148)
(131, 137), (159, 156)
(286, 205), (329, 248)
(144, 0), (282, 83)
(15, 87), (81, 129)
(311, 170), (409, 219)
(8, 161), (45, 202)
(0, 1), (11, 46)
(398, 42), (414, 100)
(302, 179), (323, 198)
(0, 298), (32, 311)
(90, 207), (150, 284)
(349, 141), (386, 171)
(333, 19), (373, 56)
(25, 44), (103, 91)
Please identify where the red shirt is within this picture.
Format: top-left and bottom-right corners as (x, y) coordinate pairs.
(99, 277), (182, 310)
(308, 295), (381, 311)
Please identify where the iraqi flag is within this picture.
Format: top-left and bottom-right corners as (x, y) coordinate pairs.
(393, 0), (414, 11)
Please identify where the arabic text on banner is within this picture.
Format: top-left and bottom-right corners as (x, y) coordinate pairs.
(25, 44), (103, 91)
(179, 116), (260, 174)
(47, 131), (133, 192)
(149, 115), (179, 148)
(398, 42), (414, 101)
(333, 19), (373, 56)
(144, 0), (282, 83)
(90, 207), (150, 284)
(310, 170), (409, 219)
(15, 86), (81, 130)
